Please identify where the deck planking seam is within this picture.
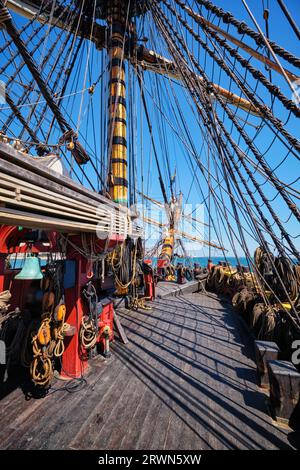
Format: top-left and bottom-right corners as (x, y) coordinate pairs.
(0, 292), (296, 450)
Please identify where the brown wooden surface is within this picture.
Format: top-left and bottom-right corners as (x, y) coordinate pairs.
(0, 292), (299, 450)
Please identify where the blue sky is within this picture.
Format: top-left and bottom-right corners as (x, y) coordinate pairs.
(0, 0), (299, 259)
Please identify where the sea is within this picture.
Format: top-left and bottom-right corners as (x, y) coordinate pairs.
(151, 256), (250, 268)
(10, 255), (250, 270)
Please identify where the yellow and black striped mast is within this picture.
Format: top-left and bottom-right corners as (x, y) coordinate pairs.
(107, 0), (128, 206)
(159, 194), (182, 266)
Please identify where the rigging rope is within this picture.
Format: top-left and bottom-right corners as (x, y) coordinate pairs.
(193, 0), (300, 68)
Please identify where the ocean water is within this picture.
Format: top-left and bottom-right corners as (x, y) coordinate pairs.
(151, 256), (250, 268)
(10, 255), (249, 270)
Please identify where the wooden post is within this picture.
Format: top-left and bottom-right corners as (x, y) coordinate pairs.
(268, 360), (300, 425)
(254, 340), (280, 389)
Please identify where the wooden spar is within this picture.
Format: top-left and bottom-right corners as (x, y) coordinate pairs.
(6, 0), (107, 48)
(139, 191), (209, 227)
(107, 1), (128, 206)
(138, 191), (165, 208)
(137, 50), (261, 117)
(159, 194), (182, 264)
(144, 216), (225, 251)
(181, 5), (299, 83)
(5, 1), (260, 116)
(6, 0), (67, 25)
(0, 2), (89, 164)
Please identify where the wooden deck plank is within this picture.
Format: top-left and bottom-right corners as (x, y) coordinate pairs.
(112, 305), (177, 450)
(0, 292), (298, 450)
(2, 359), (110, 449)
(69, 355), (138, 450)
(164, 300), (210, 450)
(147, 316), (184, 450)
(70, 310), (163, 450)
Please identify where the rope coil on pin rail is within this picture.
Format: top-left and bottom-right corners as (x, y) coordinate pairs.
(27, 276), (70, 386)
(79, 282), (98, 351)
(30, 315), (53, 387)
(79, 317), (98, 350)
(111, 242), (138, 290)
(0, 290), (11, 312)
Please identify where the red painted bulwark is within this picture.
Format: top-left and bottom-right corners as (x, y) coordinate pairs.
(98, 301), (114, 351)
(62, 259), (87, 379)
(0, 227), (120, 380)
(144, 273), (155, 301)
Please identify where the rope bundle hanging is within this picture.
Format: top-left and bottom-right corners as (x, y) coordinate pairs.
(30, 316), (53, 387)
(79, 317), (98, 350)
(0, 290), (11, 313)
(110, 239), (138, 291)
(28, 297), (70, 387)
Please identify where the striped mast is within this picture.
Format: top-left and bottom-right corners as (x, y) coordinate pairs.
(107, 0), (128, 206)
(159, 193), (182, 267)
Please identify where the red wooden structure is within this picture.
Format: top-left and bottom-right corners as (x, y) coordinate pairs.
(0, 224), (123, 379)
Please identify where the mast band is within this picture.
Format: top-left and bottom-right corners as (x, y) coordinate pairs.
(113, 177), (128, 188)
(108, 96), (126, 107)
(112, 158), (128, 165)
(109, 78), (126, 87)
(108, 117), (127, 126)
(162, 244), (173, 250)
(110, 39), (124, 49)
(110, 59), (126, 70)
(111, 24), (125, 36)
(112, 136), (127, 147)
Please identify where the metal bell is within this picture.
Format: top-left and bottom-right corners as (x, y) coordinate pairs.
(14, 255), (43, 280)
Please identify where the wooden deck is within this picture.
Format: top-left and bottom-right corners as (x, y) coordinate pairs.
(155, 279), (202, 298)
(0, 292), (299, 450)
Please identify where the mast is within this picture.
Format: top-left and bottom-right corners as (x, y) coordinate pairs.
(158, 193), (182, 267)
(107, 0), (128, 206)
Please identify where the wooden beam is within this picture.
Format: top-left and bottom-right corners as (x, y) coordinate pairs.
(143, 216), (225, 251)
(6, 0), (107, 49)
(0, 207), (101, 232)
(5, 2), (261, 116)
(181, 5), (299, 82)
(139, 191), (209, 227)
(137, 49), (261, 116)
